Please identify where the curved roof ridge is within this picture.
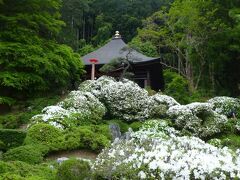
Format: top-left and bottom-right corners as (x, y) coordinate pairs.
(82, 37), (158, 65)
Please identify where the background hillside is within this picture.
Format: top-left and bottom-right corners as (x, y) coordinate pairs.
(0, 0), (240, 121)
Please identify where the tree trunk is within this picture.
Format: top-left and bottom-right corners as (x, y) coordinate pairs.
(209, 62), (215, 92)
(82, 11), (85, 40)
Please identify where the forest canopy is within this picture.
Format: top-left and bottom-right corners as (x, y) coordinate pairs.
(0, 0), (85, 104)
(58, 0), (240, 97)
(0, 0), (240, 107)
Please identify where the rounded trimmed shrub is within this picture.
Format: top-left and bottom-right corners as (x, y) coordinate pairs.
(101, 79), (150, 121)
(25, 123), (63, 150)
(167, 102), (228, 139)
(80, 76), (151, 121)
(59, 91), (106, 123)
(93, 121), (240, 179)
(129, 122), (143, 131)
(0, 129), (26, 150)
(208, 96), (240, 117)
(31, 91), (106, 129)
(0, 160), (56, 179)
(149, 93), (180, 118)
(0, 173), (25, 180)
(56, 159), (91, 180)
(63, 127), (110, 152)
(78, 76), (116, 99)
(3, 144), (48, 164)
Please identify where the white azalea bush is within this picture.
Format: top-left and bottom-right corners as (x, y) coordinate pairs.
(100, 79), (151, 121)
(167, 103), (228, 138)
(59, 91), (106, 122)
(208, 96), (240, 117)
(80, 76), (151, 121)
(31, 91), (106, 129)
(30, 106), (73, 129)
(207, 138), (223, 148)
(79, 76), (181, 121)
(78, 76), (116, 99)
(236, 121), (240, 132)
(93, 120), (240, 179)
(149, 94), (180, 118)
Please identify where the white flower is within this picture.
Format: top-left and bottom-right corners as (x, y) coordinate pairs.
(93, 120), (240, 179)
(208, 96), (240, 116)
(167, 102), (227, 138)
(138, 171), (147, 179)
(30, 91), (106, 128)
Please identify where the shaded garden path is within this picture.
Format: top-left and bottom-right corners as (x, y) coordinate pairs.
(45, 149), (98, 161)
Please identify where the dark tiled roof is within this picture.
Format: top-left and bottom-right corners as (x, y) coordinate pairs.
(82, 37), (158, 65)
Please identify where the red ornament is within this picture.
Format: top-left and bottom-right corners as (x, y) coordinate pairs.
(89, 58), (98, 63)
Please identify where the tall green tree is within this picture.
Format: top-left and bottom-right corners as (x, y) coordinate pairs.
(58, 0), (92, 50)
(133, 0), (240, 96)
(59, 0), (172, 51)
(0, 0), (85, 104)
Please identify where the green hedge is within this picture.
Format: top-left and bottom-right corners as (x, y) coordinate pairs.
(25, 123), (111, 153)
(56, 159), (91, 180)
(63, 127), (110, 152)
(0, 161), (56, 179)
(24, 123), (63, 150)
(0, 129), (26, 150)
(3, 145), (49, 164)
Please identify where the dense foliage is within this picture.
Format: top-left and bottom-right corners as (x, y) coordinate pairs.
(30, 76), (240, 140)
(132, 0), (240, 96)
(3, 144), (49, 164)
(58, 0), (172, 50)
(1, 0), (239, 108)
(30, 91), (106, 129)
(1, 0), (240, 179)
(25, 123), (111, 153)
(56, 158), (91, 180)
(0, 96), (61, 128)
(0, 129), (26, 150)
(0, 77), (240, 179)
(0, 0), (85, 106)
(94, 120), (240, 179)
(0, 161), (56, 179)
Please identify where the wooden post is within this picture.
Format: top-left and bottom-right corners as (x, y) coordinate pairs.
(89, 58), (98, 80)
(144, 79), (148, 88)
(146, 71), (150, 86)
(91, 63), (95, 80)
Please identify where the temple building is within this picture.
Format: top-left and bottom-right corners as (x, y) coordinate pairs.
(82, 31), (164, 91)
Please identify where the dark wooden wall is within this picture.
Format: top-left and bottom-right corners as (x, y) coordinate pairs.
(84, 60), (164, 91)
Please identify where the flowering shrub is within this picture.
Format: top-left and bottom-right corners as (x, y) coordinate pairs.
(236, 120), (240, 132)
(149, 94), (180, 118)
(78, 76), (116, 99)
(80, 77), (180, 121)
(30, 91), (106, 129)
(100, 79), (151, 121)
(207, 138), (223, 148)
(80, 76), (151, 121)
(167, 103), (228, 138)
(208, 96), (240, 117)
(59, 91), (106, 123)
(93, 120), (240, 179)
